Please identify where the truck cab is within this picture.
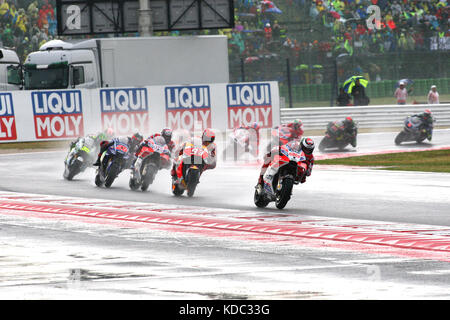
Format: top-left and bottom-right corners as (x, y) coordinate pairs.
(23, 40), (99, 90)
(1, 48), (21, 90)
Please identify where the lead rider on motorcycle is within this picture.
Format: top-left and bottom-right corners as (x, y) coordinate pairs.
(257, 137), (315, 188)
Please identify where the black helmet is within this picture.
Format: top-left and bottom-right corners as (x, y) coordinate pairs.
(130, 132), (143, 146)
(300, 137), (315, 154)
(161, 128), (173, 143)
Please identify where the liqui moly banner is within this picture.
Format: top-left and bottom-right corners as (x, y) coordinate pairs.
(0, 93), (17, 140)
(227, 83), (272, 129)
(165, 85), (211, 131)
(32, 90), (84, 139)
(100, 88), (149, 135)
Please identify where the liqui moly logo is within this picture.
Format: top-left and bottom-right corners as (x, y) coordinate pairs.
(227, 83), (272, 129)
(32, 90), (83, 139)
(165, 85), (211, 130)
(100, 88), (149, 135)
(0, 93), (17, 140)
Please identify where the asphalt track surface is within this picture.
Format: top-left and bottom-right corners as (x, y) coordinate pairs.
(0, 129), (449, 299)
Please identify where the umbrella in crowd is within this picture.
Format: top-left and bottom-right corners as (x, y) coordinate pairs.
(262, 0), (283, 14)
(395, 79), (414, 88)
(343, 76), (369, 93)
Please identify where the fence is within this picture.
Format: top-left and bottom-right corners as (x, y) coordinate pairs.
(229, 50), (450, 107)
(280, 104), (450, 130)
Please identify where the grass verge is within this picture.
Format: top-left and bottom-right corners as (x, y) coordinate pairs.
(315, 149), (450, 173)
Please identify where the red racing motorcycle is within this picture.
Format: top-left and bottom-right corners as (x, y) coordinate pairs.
(254, 141), (308, 209)
(172, 139), (212, 197)
(129, 136), (171, 191)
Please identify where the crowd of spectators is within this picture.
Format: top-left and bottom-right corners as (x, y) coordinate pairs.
(227, 0), (449, 83)
(0, 0), (57, 61)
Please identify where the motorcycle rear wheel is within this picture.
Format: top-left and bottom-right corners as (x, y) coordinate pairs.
(275, 177), (294, 209)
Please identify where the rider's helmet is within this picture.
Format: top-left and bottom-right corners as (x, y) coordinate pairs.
(250, 122), (260, 131)
(161, 128), (173, 144)
(289, 119), (303, 136)
(202, 128), (215, 145)
(344, 116), (354, 128)
(300, 137), (315, 155)
(96, 127), (114, 142)
(423, 109), (432, 119)
(130, 132), (143, 149)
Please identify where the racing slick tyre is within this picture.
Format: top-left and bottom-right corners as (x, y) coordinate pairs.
(141, 164), (157, 191)
(129, 177), (140, 190)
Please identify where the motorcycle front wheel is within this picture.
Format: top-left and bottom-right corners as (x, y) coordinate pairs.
(186, 169), (200, 197)
(254, 185), (269, 208)
(105, 162), (120, 188)
(275, 177), (294, 209)
(394, 131), (406, 145)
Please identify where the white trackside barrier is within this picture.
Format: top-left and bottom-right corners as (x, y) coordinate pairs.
(0, 81), (280, 143)
(280, 104), (450, 130)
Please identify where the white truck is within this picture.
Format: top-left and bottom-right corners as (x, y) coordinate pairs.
(22, 35), (230, 90)
(0, 48), (21, 90)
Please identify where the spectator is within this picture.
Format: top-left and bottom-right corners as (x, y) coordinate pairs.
(336, 87), (351, 106)
(394, 82), (409, 105)
(427, 85), (440, 104)
(351, 79), (369, 106)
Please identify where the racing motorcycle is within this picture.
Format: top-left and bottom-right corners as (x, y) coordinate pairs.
(129, 136), (171, 191)
(95, 139), (131, 188)
(225, 128), (256, 160)
(318, 122), (357, 152)
(254, 142), (308, 209)
(395, 115), (433, 145)
(63, 136), (97, 181)
(172, 139), (212, 197)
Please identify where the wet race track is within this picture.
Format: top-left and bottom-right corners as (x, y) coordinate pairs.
(0, 130), (450, 299)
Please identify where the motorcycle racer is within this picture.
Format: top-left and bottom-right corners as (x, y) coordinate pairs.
(326, 117), (357, 147)
(257, 137), (315, 188)
(135, 128), (176, 157)
(170, 128), (217, 182)
(413, 109), (434, 140)
(93, 132), (144, 168)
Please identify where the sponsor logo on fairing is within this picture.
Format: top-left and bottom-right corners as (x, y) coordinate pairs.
(100, 88), (149, 135)
(227, 83), (272, 129)
(32, 90), (83, 139)
(165, 85), (211, 130)
(0, 93), (17, 140)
